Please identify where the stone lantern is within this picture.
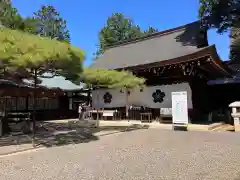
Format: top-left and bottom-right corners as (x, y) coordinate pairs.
(229, 101), (240, 132)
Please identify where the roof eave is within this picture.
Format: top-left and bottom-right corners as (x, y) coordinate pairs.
(116, 45), (232, 78)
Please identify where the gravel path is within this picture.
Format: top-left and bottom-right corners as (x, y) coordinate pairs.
(0, 129), (240, 180)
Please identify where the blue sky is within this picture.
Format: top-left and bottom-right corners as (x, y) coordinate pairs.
(12, 0), (230, 67)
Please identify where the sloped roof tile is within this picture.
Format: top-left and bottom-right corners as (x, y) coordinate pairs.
(91, 21), (208, 69)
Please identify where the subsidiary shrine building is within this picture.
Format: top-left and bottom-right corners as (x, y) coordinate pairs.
(91, 21), (233, 123)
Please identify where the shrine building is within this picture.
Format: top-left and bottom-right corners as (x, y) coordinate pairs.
(90, 21), (232, 123)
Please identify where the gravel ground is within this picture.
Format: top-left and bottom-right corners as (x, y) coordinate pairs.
(0, 129), (240, 180)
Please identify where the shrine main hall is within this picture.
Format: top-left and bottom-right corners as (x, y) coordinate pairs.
(90, 21), (235, 123)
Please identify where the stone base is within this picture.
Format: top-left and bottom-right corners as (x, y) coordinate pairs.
(173, 125), (187, 131)
(235, 125), (240, 132)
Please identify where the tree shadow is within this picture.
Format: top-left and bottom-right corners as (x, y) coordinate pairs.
(174, 21), (208, 48)
(0, 121), (149, 148)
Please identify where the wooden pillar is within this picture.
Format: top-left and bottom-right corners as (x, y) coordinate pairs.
(188, 75), (208, 123)
(26, 96), (29, 111)
(69, 97), (73, 110)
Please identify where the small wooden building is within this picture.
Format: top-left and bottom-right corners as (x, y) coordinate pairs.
(0, 80), (65, 120)
(90, 21), (232, 123)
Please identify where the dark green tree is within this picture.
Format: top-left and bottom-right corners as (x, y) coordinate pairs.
(0, 0), (40, 34)
(96, 13), (144, 56)
(199, 0), (240, 62)
(0, 3), (70, 41)
(0, 0), (23, 29)
(230, 25), (240, 62)
(32, 5), (71, 43)
(199, 0), (240, 33)
(21, 17), (39, 34)
(144, 26), (158, 35)
(95, 13), (159, 57)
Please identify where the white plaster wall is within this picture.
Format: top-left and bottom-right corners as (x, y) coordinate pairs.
(92, 88), (127, 108)
(92, 83), (192, 109)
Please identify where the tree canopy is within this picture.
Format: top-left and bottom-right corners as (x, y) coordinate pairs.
(32, 5), (71, 43)
(82, 68), (145, 119)
(230, 26), (240, 62)
(0, 28), (84, 81)
(144, 26), (159, 35)
(199, 0), (240, 62)
(0, 27), (84, 143)
(0, 2), (71, 42)
(0, 0), (23, 29)
(81, 68), (145, 89)
(0, 2), (78, 80)
(95, 13), (159, 57)
(199, 0), (240, 33)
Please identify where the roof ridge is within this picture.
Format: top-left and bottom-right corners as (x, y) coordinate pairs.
(105, 21), (200, 50)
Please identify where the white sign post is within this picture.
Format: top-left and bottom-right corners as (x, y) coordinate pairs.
(171, 91), (188, 129)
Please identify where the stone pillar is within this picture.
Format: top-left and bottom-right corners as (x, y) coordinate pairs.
(229, 102), (240, 132)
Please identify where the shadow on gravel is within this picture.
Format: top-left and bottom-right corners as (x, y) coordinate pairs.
(0, 121), (149, 148)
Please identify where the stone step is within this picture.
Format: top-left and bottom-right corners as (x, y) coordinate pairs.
(211, 124), (234, 132)
(159, 118), (172, 124)
(208, 122), (225, 130)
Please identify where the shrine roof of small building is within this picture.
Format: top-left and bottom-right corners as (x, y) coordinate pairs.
(91, 21), (231, 77)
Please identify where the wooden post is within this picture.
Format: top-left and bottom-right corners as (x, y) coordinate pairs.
(96, 90), (100, 127)
(32, 69), (37, 147)
(126, 88), (129, 121)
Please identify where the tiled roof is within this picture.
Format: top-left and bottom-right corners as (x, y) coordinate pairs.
(91, 21), (209, 69)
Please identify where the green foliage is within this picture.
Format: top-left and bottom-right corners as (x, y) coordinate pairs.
(0, 0), (23, 29)
(95, 13), (158, 56)
(230, 26), (240, 62)
(0, 2), (70, 43)
(230, 42), (240, 62)
(144, 26), (158, 35)
(21, 17), (39, 34)
(0, 0), (70, 43)
(0, 28), (84, 81)
(199, 0), (240, 62)
(0, 2), (78, 85)
(81, 68), (145, 89)
(96, 13), (142, 56)
(32, 5), (71, 43)
(199, 0), (240, 33)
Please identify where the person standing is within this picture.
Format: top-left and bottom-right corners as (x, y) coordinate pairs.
(78, 104), (83, 120)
